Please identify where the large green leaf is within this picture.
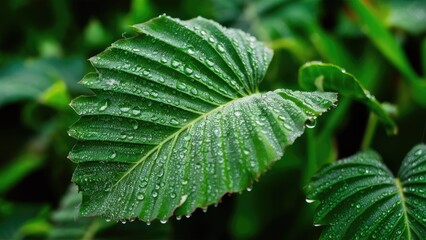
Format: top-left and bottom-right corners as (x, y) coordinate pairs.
(306, 144), (426, 239)
(299, 62), (397, 134)
(69, 15), (337, 222)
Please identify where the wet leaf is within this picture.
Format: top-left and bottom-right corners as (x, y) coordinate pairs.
(299, 62), (397, 134)
(69, 15), (337, 222)
(306, 144), (426, 239)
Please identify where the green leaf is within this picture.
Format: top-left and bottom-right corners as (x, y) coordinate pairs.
(49, 184), (102, 240)
(384, 0), (426, 35)
(0, 58), (72, 110)
(306, 144), (426, 239)
(347, 0), (426, 106)
(347, 0), (420, 84)
(69, 15), (338, 222)
(299, 62), (397, 134)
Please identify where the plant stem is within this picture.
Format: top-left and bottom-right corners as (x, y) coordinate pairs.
(361, 113), (378, 150)
(303, 128), (317, 184)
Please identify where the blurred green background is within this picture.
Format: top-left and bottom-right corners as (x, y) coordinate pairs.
(1, 0), (426, 239)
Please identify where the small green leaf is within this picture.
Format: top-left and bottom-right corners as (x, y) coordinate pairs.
(69, 15), (337, 222)
(306, 144), (426, 239)
(299, 62), (397, 134)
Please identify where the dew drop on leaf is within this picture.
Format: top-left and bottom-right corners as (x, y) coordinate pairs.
(171, 59), (181, 68)
(136, 193), (145, 201)
(98, 99), (109, 111)
(184, 67), (193, 75)
(170, 118), (179, 125)
(119, 106), (130, 113)
(152, 191), (158, 198)
(305, 119), (316, 128)
(132, 107), (141, 116)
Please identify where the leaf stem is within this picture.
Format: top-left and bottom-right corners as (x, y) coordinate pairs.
(303, 128), (317, 184)
(361, 113), (378, 150)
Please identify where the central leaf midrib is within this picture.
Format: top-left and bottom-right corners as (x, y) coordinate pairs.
(394, 177), (413, 239)
(111, 93), (259, 188)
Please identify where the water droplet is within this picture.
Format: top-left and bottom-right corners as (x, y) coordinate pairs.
(202, 207), (208, 213)
(151, 115), (159, 122)
(105, 218), (111, 222)
(98, 99), (109, 111)
(143, 69), (150, 76)
(415, 149), (423, 156)
(120, 106), (130, 113)
(176, 216), (182, 220)
(133, 48), (140, 52)
(305, 119), (316, 128)
(152, 191), (158, 198)
(246, 186), (252, 192)
(306, 198), (314, 203)
(181, 179), (188, 185)
(140, 180), (148, 188)
(187, 48), (195, 54)
(137, 193), (145, 201)
(170, 118), (179, 125)
(190, 88), (198, 95)
(121, 220), (127, 224)
(130, 120), (139, 130)
(177, 82), (187, 91)
(172, 59), (181, 68)
(356, 204), (361, 209)
(208, 37), (215, 43)
(200, 30), (206, 35)
(160, 56), (168, 63)
(284, 123), (292, 130)
(185, 67), (193, 75)
(146, 221), (151, 226)
(170, 192), (176, 199)
(331, 102), (338, 108)
(132, 107), (141, 116)
(206, 59), (214, 67)
(234, 111), (242, 117)
(110, 151), (117, 159)
(160, 219), (168, 224)
(217, 44), (225, 53)
(151, 91), (159, 97)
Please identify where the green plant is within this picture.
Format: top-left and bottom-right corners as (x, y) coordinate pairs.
(2, 1), (426, 239)
(68, 14), (426, 239)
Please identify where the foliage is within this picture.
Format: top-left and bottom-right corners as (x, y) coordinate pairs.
(1, 0), (425, 239)
(306, 144), (426, 239)
(69, 15), (337, 222)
